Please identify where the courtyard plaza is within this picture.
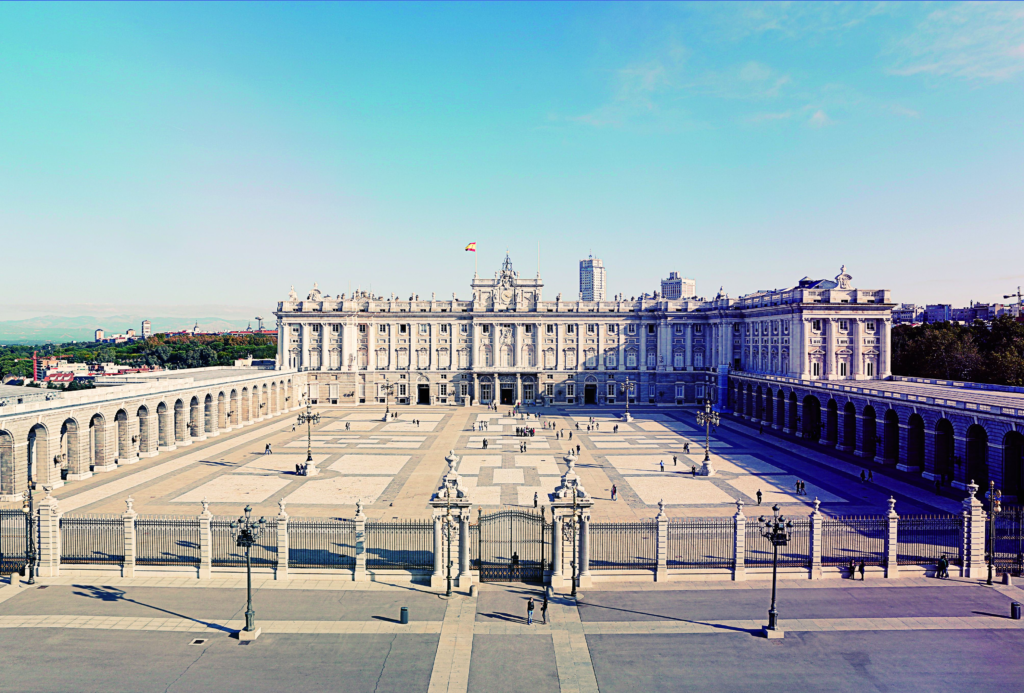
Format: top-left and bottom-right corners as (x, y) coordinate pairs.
(21, 404), (959, 522)
(1, 572), (1023, 692)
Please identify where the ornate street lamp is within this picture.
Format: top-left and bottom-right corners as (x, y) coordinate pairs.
(230, 505), (267, 639)
(618, 376), (634, 422)
(758, 504), (791, 635)
(379, 376), (395, 420)
(695, 397), (720, 474)
(296, 393), (320, 469)
(440, 473), (458, 598)
(566, 484), (583, 598)
(987, 480), (1003, 586)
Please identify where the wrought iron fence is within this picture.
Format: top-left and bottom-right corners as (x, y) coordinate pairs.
(589, 521), (657, 571)
(211, 517), (277, 566)
(992, 506), (1024, 575)
(60, 514), (124, 565)
(746, 519), (810, 567)
(288, 518), (356, 568)
(135, 516), (201, 566)
(0, 509), (28, 574)
(667, 518), (734, 569)
(366, 520), (433, 569)
(898, 514), (963, 566)
(469, 522), (480, 569)
(821, 516), (887, 567)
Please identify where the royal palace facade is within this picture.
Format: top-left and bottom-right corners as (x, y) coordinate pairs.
(274, 257), (895, 408)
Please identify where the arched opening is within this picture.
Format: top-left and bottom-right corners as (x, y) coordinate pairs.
(861, 406), (877, 458)
(0, 430), (15, 496)
(935, 419), (955, 483)
(755, 386), (764, 422)
(1003, 431), (1024, 500)
(115, 409), (130, 461)
(788, 392), (798, 431)
(217, 392), (227, 429)
(174, 399), (186, 442)
(189, 396), (201, 438)
(261, 384), (269, 417)
(747, 384), (755, 417)
(826, 399), (839, 445)
(967, 424), (989, 491)
(765, 387), (774, 425)
(60, 418), (80, 478)
(802, 396), (821, 441)
(157, 402), (171, 448)
(241, 387), (250, 422)
(907, 414), (925, 469)
(204, 394), (214, 434)
(883, 409), (900, 462)
(843, 401), (857, 450)
(137, 405), (151, 456)
(270, 382), (278, 414)
(776, 390), (786, 429)
(89, 413), (108, 470)
(27, 423), (49, 487)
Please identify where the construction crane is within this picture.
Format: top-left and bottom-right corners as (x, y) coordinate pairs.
(1003, 287), (1023, 319)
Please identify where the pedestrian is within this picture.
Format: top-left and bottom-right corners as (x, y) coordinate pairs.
(848, 558), (856, 579)
(346, 422), (351, 431)
(611, 484), (617, 501)
(756, 489), (762, 505)
(292, 424), (296, 432)
(541, 594), (549, 624)
(800, 481), (806, 495)
(684, 442), (690, 454)
(576, 444), (580, 455)
(483, 438), (488, 450)
(859, 559), (866, 581)
(527, 597), (535, 625)
(795, 480), (800, 495)
(673, 455), (677, 467)
(691, 466), (697, 478)
(569, 432), (573, 441)
(660, 460), (665, 473)
(534, 491), (539, 508)
(264, 443), (271, 455)
(868, 470), (874, 483)
(759, 423), (763, 435)
(860, 470), (867, 483)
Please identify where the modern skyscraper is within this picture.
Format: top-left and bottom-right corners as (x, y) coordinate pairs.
(661, 272), (696, 300)
(579, 255), (606, 301)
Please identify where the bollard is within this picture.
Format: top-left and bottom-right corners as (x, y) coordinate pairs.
(469, 585), (478, 598)
(1004, 572), (1013, 587)
(400, 606), (409, 625)
(1011, 602), (1022, 621)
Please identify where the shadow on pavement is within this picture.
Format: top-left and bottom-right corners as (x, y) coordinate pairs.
(70, 585), (234, 633)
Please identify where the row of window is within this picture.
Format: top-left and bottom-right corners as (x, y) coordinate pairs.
(810, 319), (879, 333)
(294, 322), (708, 337)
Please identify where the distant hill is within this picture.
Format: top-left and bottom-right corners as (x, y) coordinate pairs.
(0, 316), (256, 344)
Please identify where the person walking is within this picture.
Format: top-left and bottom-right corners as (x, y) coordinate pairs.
(860, 470), (867, 483)
(673, 455), (677, 467)
(611, 484), (617, 501)
(576, 444), (581, 455)
(526, 597), (535, 625)
(684, 442), (690, 454)
(345, 421), (351, 431)
(858, 559), (866, 581)
(534, 491), (539, 508)
(848, 558), (856, 579)
(868, 470), (874, 482)
(660, 460), (665, 473)
(691, 466), (697, 478)
(483, 438), (488, 450)
(759, 423), (763, 435)
(756, 489), (762, 506)
(264, 443), (272, 455)
(541, 594), (549, 624)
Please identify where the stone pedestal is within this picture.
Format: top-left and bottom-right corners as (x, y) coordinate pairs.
(763, 627), (785, 639)
(237, 627), (262, 641)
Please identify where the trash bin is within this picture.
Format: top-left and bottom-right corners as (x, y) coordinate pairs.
(1011, 602), (1021, 620)
(400, 607), (409, 625)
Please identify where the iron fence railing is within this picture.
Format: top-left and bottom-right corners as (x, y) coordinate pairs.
(0, 509), (28, 574)
(211, 517), (277, 566)
(667, 518), (734, 569)
(589, 521), (657, 570)
(366, 520), (433, 569)
(746, 519), (810, 567)
(992, 507), (1024, 575)
(898, 514), (963, 566)
(288, 518), (356, 568)
(821, 516), (887, 567)
(60, 515), (124, 565)
(135, 515), (201, 566)
(469, 522), (480, 569)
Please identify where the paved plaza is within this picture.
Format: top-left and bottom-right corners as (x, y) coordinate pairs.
(1, 575), (1023, 692)
(33, 405), (962, 522)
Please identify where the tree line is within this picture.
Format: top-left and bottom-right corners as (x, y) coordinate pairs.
(892, 315), (1024, 386)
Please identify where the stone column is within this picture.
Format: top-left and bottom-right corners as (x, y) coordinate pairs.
(555, 324), (563, 371)
(733, 499), (746, 581)
(515, 373), (522, 405)
(885, 497), (899, 579)
(617, 326), (625, 371)
(825, 318), (837, 380)
(159, 407), (175, 451)
(852, 318), (863, 379)
(198, 499), (212, 580)
(799, 318), (811, 380)
(276, 500), (289, 581)
(655, 500), (667, 582)
(809, 499), (822, 579)
(122, 497), (137, 578)
(458, 510), (471, 588)
(962, 482), (985, 579)
(685, 324), (694, 370)
(881, 319), (892, 378)
(640, 321), (647, 372)
(579, 511), (591, 586)
(354, 500), (367, 582)
(300, 323), (310, 370)
(551, 514), (563, 587)
(431, 514), (443, 589)
(37, 489), (60, 578)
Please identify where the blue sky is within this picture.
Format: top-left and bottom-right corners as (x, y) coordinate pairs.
(1, 2), (1022, 318)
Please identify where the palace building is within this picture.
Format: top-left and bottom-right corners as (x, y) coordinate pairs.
(274, 257), (894, 407)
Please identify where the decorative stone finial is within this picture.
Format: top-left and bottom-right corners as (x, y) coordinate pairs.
(125, 496), (135, 514)
(277, 498), (286, 516)
(735, 498), (744, 515)
(658, 499), (665, 517)
(887, 496), (896, 514)
(201, 497), (210, 515)
(43, 485), (53, 499)
(813, 497), (821, 514)
(356, 499), (363, 517)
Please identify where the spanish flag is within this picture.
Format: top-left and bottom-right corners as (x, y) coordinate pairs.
(465, 242), (476, 252)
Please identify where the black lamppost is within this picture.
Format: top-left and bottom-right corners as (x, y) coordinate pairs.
(230, 505), (267, 637)
(758, 504), (792, 633)
(380, 376), (395, 419)
(567, 484), (583, 599)
(696, 397), (720, 464)
(296, 393), (320, 466)
(21, 484), (36, 585)
(987, 480), (1003, 586)
(618, 377), (634, 420)
(440, 475), (457, 598)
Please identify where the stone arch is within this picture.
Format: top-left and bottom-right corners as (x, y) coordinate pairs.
(204, 393), (215, 434)
(241, 387), (250, 422)
(0, 429), (15, 496)
(775, 389), (786, 429)
(270, 382), (278, 414)
(286, 378), (293, 408)
(907, 413), (925, 469)
(217, 392), (227, 429)
(843, 401), (857, 450)
(27, 422), (49, 487)
(764, 387), (774, 426)
(89, 412), (109, 470)
(825, 399), (839, 445)
(788, 391), (798, 432)
(156, 402), (172, 448)
(755, 386), (764, 421)
(883, 408), (900, 463)
(229, 389), (239, 426)
(967, 423), (989, 491)
(189, 396), (201, 438)
(935, 418), (955, 482)
(802, 395), (821, 441)
(137, 405), (152, 456)
(1003, 431), (1024, 499)
(114, 408), (131, 461)
(861, 405), (877, 458)
(261, 384), (269, 417)
(174, 399), (187, 442)
(60, 418), (81, 478)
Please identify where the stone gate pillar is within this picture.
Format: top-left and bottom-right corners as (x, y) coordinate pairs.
(885, 497), (899, 579)
(354, 500), (367, 582)
(122, 497), (137, 578)
(549, 453), (594, 593)
(276, 499), (289, 581)
(37, 487), (60, 578)
(199, 498), (212, 580)
(733, 499), (746, 582)
(809, 499), (822, 580)
(962, 482), (985, 579)
(428, 451), (472, 591)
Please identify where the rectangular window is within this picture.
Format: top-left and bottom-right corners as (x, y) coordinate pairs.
(839, 320), (848, 331)
(525, 325), (534, 334)
(675, 325), (683, 334)
(291, 326), (300, 334)
(418, 324), (428, 335)
(398, 383), (407, 397)
(607, 325), (616, 334)
(647, 324), (656, 334)
(813, 362), (821, 377)
(332, 324), (341, 333)
(840, 362), (847, 376)
(440, 324), (449, 334)
(358, 324), (367, 333)
(696, 384), (705, 399)
(675, 384), (684, 398)
(545, 383), (554, 396)
(867, 361), (874, 376)
(438, 383), (447, 396)
(606, 354), (616, 368)
(546, 324), (555, 335)
(694, 325), (703, 334)
(567, 325), (575, 334)
(312, 324), (320, 333)
(673, 352), (684, 368)
(399, 324), (408, 335)
(587, 324), (596, 335)
(626, 352), (637, 368)
(812, 320), (822, 332)
(379, 324), (387, 334)
(607, 383), (615, 397)
(627, 324), (637, 335)
(460, 324), (468, 334)
(866, 320), (876, 332)
(566, 383), (576, 398)
(482, 325), (491, 334)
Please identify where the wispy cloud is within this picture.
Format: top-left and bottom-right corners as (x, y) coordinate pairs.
(889, 105), (920, 118)
(808, 109), (832, 128)
(887, 3), (1024, 81)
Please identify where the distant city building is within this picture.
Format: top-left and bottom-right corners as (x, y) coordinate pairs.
(892, 303), (920, 324)
(661, 272), (696, 300)
(126, 328), (136, 338)
(925, 304), (952, 323)
(94, 328), (104, 341)
(579, 255), (606, 301)
(141, 320), (152, 338)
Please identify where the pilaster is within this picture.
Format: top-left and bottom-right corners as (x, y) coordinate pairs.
(655, 500), (667, 582)
(885, 497), (899, 579)
(36, 487), (60, 578)
(122, 497), (137, 579)
(276, 499), (289, 581)
(809, 499), (822, 579)
(354, 500), (367, 582)
(198, 499), (212, 580)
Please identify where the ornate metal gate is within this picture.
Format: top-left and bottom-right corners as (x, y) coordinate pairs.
(476, 509), (548, 583)
(0, 509), (30, 576)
